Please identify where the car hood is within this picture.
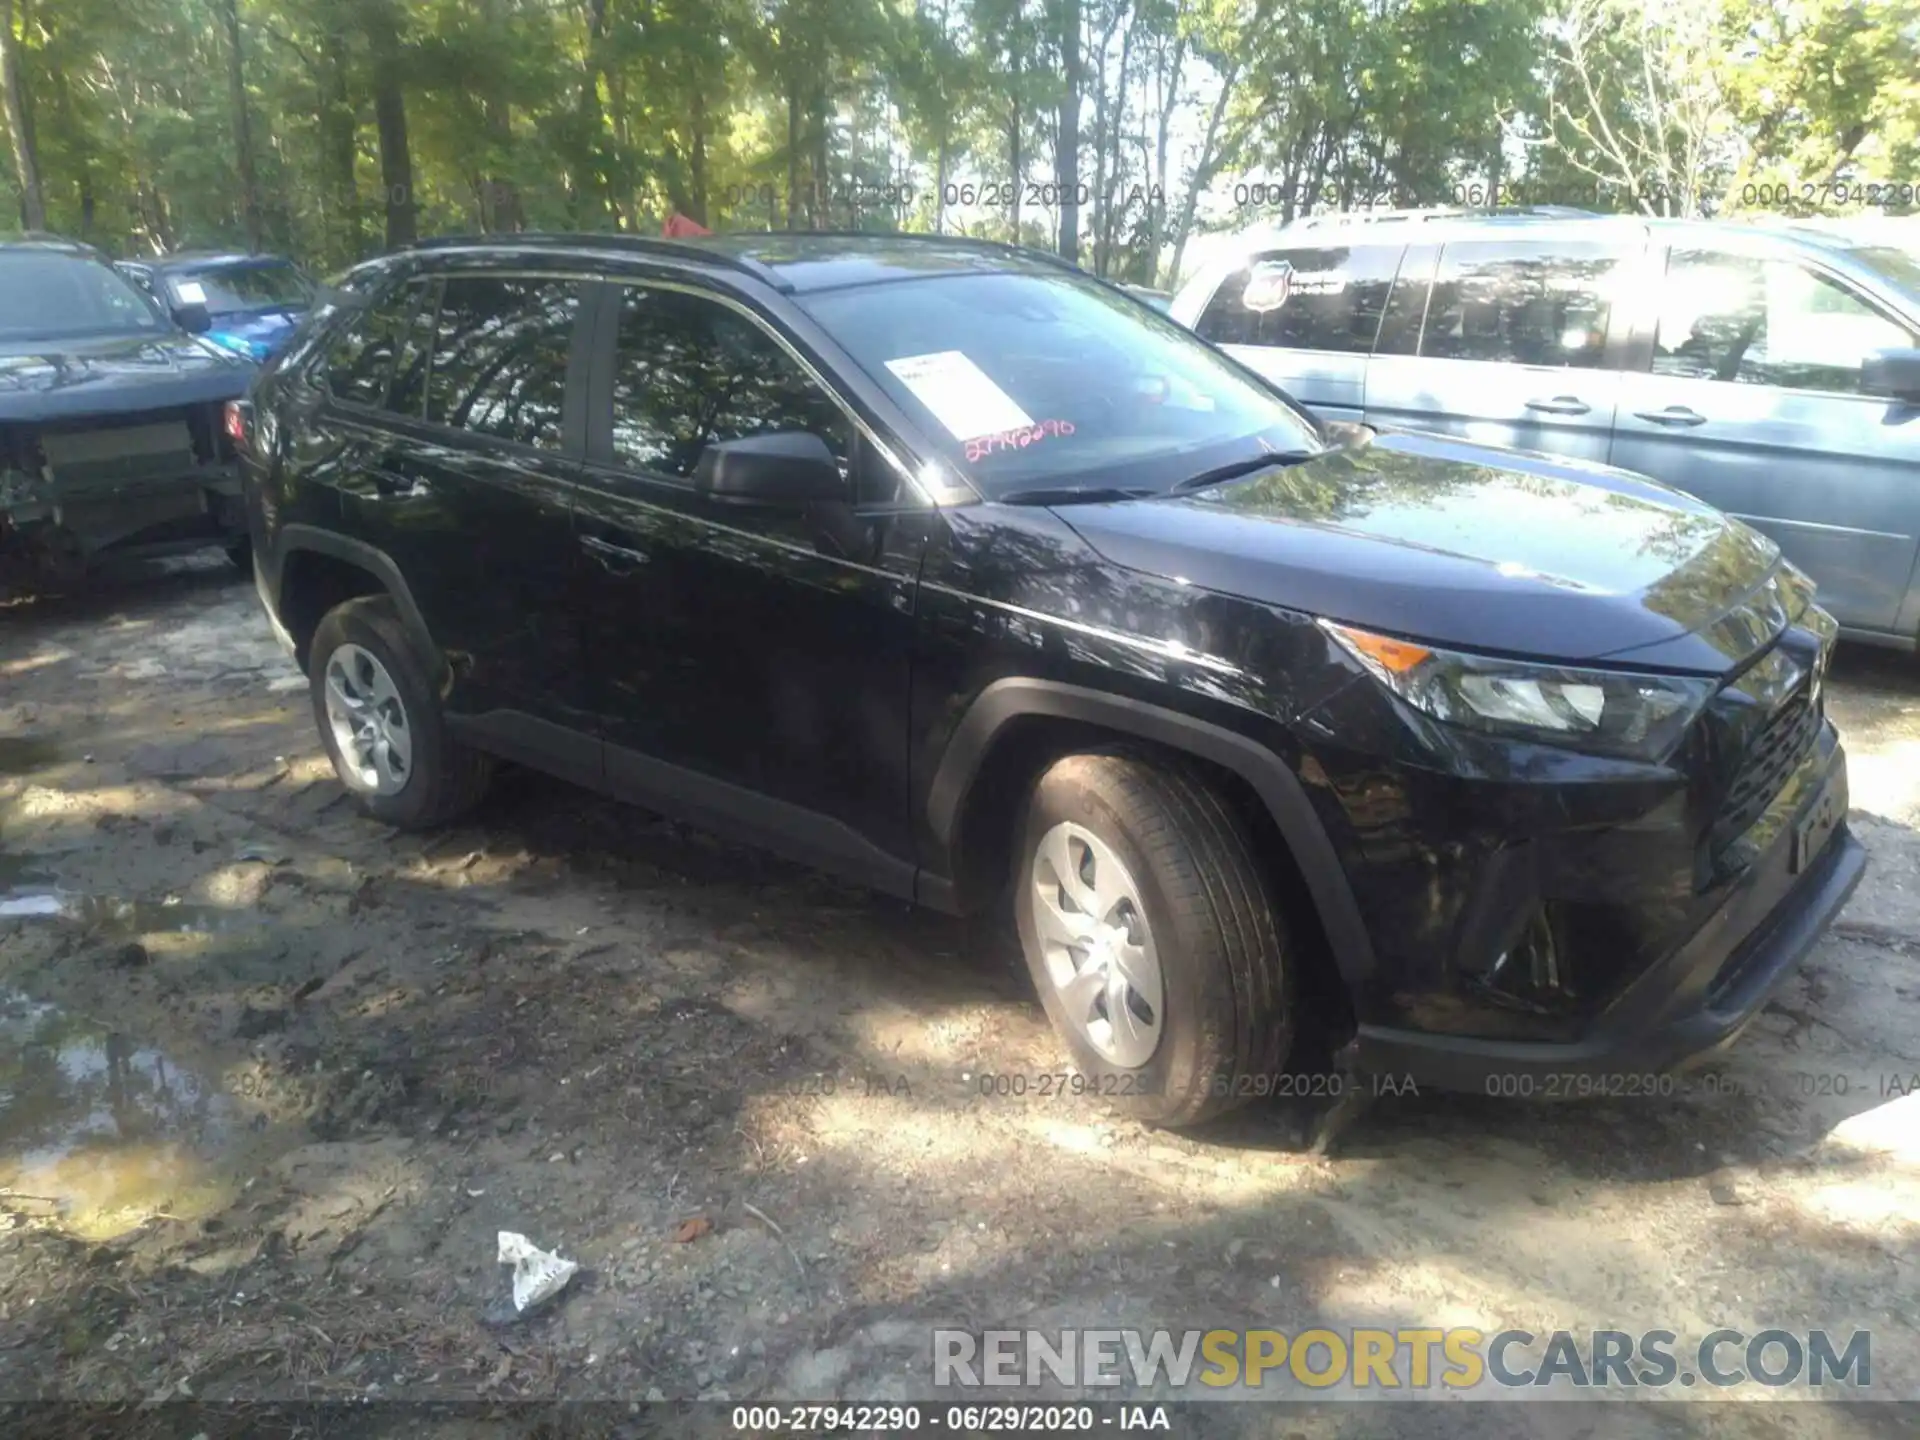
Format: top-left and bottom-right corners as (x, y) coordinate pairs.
(1051, 430), (1787, 669)
(0, 330), (252, 422)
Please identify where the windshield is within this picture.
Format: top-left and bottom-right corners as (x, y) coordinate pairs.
(166, 263), (313, 314)
(0, 252), (169, 342)
(801, 270), (1322, 497)
(1851, 245), (1920, 305)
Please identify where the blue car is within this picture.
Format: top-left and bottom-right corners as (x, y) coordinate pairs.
(116, 252), (315, 361)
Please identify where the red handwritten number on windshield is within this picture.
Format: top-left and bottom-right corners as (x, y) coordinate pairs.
(965, 418), (1077, 463)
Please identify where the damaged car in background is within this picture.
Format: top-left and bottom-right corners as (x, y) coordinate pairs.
(1, 234), (254, 596)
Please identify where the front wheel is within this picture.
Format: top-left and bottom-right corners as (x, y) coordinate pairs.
(308, 596), (492, 829)
(1014, 752), (1295, 1128)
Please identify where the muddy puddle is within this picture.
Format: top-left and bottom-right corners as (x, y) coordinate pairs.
(0, 735), (63, 776)
(0, 991), (245, 1240)
(0, 850), (272, 935)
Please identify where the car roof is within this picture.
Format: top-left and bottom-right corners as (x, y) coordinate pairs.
(398, 230), (1088, 294)
(0, 232), (105, 259)
(134, 251), (301, 274)
(1210, 208), (1899, 259)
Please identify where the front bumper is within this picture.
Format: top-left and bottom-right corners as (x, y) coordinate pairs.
(1350, 740), (1865, 1092)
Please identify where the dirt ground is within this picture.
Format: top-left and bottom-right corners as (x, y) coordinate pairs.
(2, 555), (1917, 1439)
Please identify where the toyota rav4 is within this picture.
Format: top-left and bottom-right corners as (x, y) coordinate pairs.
(236, 232), (1866, 1128)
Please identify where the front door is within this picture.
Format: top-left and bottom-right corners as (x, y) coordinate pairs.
(1609, 244), (1920, 634)
(570, 281), (931, 889)
(1364, 230), (1645, 465)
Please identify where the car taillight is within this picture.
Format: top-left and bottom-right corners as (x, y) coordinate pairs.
(223, 399), (251, 451)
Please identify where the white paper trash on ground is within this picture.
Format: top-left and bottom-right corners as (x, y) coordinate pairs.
(497, 1230), (579, 1312)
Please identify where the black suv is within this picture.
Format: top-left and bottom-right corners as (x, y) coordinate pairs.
(239, 232), (1865, 1127)
(0, 235), (253, 592)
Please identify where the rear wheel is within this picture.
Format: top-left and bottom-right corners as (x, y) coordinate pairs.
(1013, 751), (1294, 1128)
(308, 596), (492, 829)
(224, 536), (253, 571)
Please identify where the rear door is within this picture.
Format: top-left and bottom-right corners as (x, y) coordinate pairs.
(1188, 242), (1403, 421)
(331, 268), (597, 742)
(1364, 228), (1646, 464)
(1609, 239), (1920, 634)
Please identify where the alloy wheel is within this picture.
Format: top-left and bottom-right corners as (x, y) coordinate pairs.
(322, 643), (413, 796)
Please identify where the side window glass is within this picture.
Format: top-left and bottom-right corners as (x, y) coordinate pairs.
(1653, 249), (1918, 394)
(387, 279), (438, 419)
(1374, 243), (1438, 356)
(608, 286), (855, 485)
(426, 275), (580, 448)
(319, 281), (424, 408)
(1420, 239), (1630, 369)
(1195, 245), (1399, 354)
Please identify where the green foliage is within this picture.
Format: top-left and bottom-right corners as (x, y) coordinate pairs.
(0, 0), (1911, 282)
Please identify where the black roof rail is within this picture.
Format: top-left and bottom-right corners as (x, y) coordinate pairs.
(779, 227), (1163, 304)
(400, 231), (790, 290)
(783, 226), (1086, 271)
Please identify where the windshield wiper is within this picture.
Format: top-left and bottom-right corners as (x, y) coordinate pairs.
(1170, 449), (1320, 495)
(998, 485), (1158, 506)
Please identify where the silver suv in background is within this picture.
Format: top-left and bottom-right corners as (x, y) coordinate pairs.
(1171, 211), (1920, 647)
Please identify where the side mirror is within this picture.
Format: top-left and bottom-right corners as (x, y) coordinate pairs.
(174, 301), (213, 335)
(1862, 347), (1920, 403)
(692, 431), (843, 505)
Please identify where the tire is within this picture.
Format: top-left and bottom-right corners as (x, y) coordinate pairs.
(225, 536), (253, 571)
(1013, 751), (1294, 1128)
(308, 595), (492, 829)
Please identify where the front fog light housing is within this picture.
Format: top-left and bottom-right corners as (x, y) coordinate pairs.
(1480, 909), (1575, 1012)
(1319, 619), (1713, 763)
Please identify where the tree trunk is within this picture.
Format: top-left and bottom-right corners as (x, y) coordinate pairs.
(813, 81), (830, 228)
(479, 0), (523, 232)
(482, 97), (523, 231)
(1088, 5), (1120, 271)
(933, 130), (948, 234)
(1008, 52), (1023, 243)
(319, 23), (362, 259)
(786, 82), (801, 229)
(572, 0), (610, 224)
(218, 0), (263, 251)
(366, 1), (415, 248)
(0, 0), (46, 230)
(1146, 39), (1183, 282)
(1054, 0), (1080, 262)
(1096, 18), (1136, 276)
(1166, 53), (1239, 290)
(688, 86), (708, 225)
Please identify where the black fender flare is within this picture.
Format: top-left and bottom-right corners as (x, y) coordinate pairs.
(926, 677), (1376, 990)
(275, 524), (446, 682)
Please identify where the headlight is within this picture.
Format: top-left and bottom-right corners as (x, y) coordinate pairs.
(1319, 619), (1713, 763)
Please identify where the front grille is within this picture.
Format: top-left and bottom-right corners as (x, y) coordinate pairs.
(1708, 683), (1819, 860)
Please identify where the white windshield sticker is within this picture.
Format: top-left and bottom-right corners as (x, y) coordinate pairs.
(174, 280), (208, 304)
(883, 350), (1034, 441)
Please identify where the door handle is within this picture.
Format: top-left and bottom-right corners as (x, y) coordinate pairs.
(1632, 406), (1707, 427)
(580, 534), (650, 572)
(368, 467), (427, 499)
(1523, 395), (1591, 416)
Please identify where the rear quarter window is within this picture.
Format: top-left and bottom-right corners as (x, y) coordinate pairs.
(1195, 245), (1401, 355)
